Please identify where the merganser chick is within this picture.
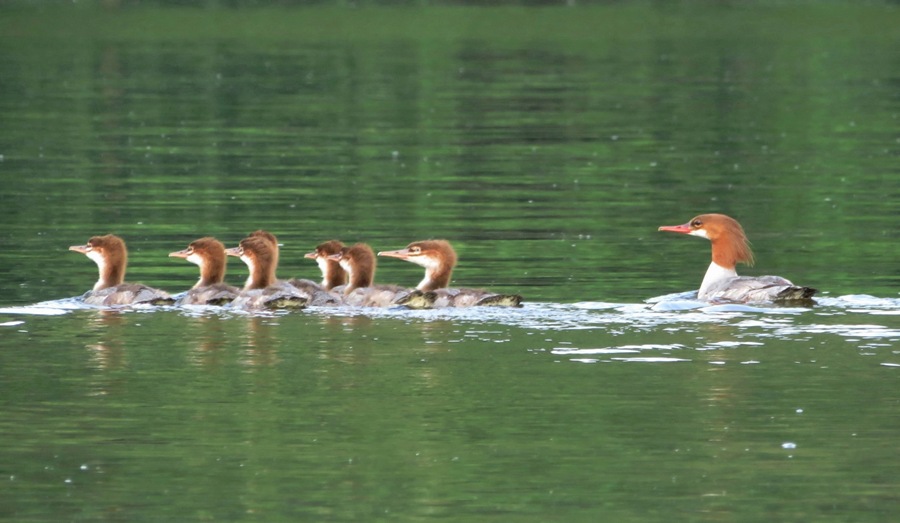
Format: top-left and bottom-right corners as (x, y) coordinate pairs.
(282, 239), (346, 306)
(658, 213), (817, 303)
(329, 243), (434, 308)
(303, 240), (348, 290)
(225, 235), (308, 310)
(249, 229), (279, 265)
(69, 234), (173, 306)
(377, 240), (522, 307)
(243, 231), (342, 306)
(168, 237), (239, 306)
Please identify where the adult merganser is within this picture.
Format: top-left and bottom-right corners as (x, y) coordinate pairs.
(329, 243), (434, 308)
(225, 235), (308, 310)
(69, 234), (173, 306)
(168, 237), (239, 306)
(377, 240), (523, 307)
(658, 213), (817, 303)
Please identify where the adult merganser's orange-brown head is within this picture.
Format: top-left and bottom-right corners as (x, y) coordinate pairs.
(226, 236), (277, 291)
(169, 237), (228, 288)
(328, 243), (376, 293)
(659, 213), (818, 303)
(378, 240), (457, 292)
(69, 234), (128, 291)
(659, 213), (754, 270)
(303, 239), (347, 290)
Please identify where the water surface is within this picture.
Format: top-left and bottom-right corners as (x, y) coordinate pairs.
(0, 4), (898, 522)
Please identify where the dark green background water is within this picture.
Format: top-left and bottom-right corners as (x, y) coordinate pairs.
(1, 4), (898, 522)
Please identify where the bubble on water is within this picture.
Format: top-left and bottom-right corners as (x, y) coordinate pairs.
(781, 442), (797, 449)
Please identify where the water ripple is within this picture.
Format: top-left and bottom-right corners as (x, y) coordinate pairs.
(1, 295), (897, 346)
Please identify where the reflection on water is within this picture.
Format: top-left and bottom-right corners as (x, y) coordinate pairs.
(1, 293), (898, 521)
(4, 294), (898, 374)
(84, 311), (129, 376)
(11, 292), (898, 364)
(184, 315), (230, 369)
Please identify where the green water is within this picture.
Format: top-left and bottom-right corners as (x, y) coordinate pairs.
(1, 4), (899, 522)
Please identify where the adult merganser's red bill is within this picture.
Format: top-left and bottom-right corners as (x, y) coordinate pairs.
(169, 237), (239, 306)
(378, 240), (523, 307)
(328, 243), (434, 308)
(69, 234), (173, 306)
(225, 234), (308, 310)
(658, 213), (817, 303)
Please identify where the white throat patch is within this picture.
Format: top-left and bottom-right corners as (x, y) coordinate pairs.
(688, 229), (710, 239)
(315, 257), (331, 286)
(404, 255), (437, 270)
(86, 250), (108, 291)
(186, 252), (203, 267)
(338, 259), (353, 278)
(241, 255), (256, 289)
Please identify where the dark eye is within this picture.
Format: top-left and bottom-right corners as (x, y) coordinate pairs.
(410, 247), (420, 254)
(691, 219), (702, 227)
